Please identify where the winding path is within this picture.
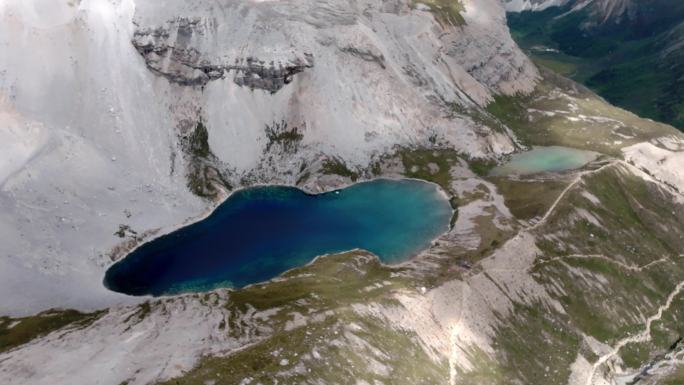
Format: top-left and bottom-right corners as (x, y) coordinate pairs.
(529, 160), (618, 231)
(586, 280), (684, 385)
(533, 254), (674, 273)
(448, 158), (684, 385)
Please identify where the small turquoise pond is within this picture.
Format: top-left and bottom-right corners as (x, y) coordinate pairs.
(490, 146), (598, 176)
(104, 179), (452, 296)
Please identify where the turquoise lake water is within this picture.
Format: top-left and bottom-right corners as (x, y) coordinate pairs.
(104, 179), (452, 296)
(489, 146), (598, 176)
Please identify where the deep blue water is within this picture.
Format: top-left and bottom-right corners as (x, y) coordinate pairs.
(104, 179), (452, 296)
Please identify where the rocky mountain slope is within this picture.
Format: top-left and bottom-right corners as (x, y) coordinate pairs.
(3, 67), (684, 385)
(505, 0), (684, 131)
(3, 1), (684, 385)
(0, 0), (536, 315)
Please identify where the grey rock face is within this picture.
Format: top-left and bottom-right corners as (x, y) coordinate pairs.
(232, 55), (314, 93)
(339, 47), (386, 69)
(132, 18), (313, 92)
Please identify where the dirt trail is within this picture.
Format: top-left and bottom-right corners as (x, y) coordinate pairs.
(529, 160), (618, 231)
(587, 280), (684, 385)
(534, 254), (674, 273)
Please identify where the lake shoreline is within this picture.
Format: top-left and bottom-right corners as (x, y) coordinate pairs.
(489, 145), (599, 176)
(104, 177), (455, 297)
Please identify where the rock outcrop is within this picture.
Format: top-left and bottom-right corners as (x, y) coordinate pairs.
(132, 18), (314, 91)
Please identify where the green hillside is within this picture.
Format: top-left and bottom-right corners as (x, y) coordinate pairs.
(508, 1), (684, 131)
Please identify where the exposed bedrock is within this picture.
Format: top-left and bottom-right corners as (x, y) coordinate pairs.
(132, 18), (314, 91)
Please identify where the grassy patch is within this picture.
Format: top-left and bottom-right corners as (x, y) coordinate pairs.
(187, 120), (211, 158)
(616, 289), (684, 371)
(398, 148), (460, 190)
(491, 177), (569, 221)
(532, 257), (662, 344)
(466, 157), (497, 177)
(452, 346), (508, 385)
(181, 119), (231, 199)
(485, 69), (677, 156)
(471, 211), (514, 259)
(157, 309), (447, 385)
(225, 251), (408, 318)
(186, 162), (231, 199)
(659, 365), (684, 385)
(156, 250), (446, 385)
(529, 53), (581, 77)
(122, 302), (152, 325)
(413, 0), (466, 27)
(450, 102), (508, 134)
(538, 166), (684, 266)
(530, 166), (684, 346)
(0, 309), (106, 353)
(488, 301), (581, 385)
(265, 120), (304, 153)
(321, 158), (359, 182)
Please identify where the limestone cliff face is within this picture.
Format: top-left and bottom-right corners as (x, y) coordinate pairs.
(132, 0), (538, 99)
(131, 18), (315, 91)
(130, 0), (539, 170)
